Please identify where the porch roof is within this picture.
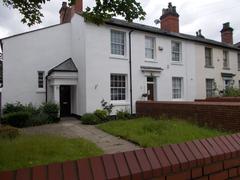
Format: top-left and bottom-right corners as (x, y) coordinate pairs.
(48, 58), (78, 75)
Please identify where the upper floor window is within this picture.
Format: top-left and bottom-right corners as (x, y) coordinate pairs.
(110, 74), (126, 101)
(238, 53), (240, 71)
(172, 77), (183, 99)
(111, 30), (126, 56)
(206, 79), (215, 98)
(171, 41), (181, 62)
(205, 47), (213, 67)
(223, 50), (229, 69)
(38, 71), (44, 88)
(145, 37), (155, 59)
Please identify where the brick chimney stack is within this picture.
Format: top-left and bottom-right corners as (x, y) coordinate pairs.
(59, 0), (83, 24)
(220, 22), (234, 44)
(160, 2), (179, 33)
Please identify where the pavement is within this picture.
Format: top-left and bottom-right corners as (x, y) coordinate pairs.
(22, 117), (141, 154)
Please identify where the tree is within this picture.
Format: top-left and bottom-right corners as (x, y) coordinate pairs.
(2, 0), (146, 26)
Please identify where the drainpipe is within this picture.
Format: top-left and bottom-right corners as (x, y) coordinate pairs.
(129, 30), (134, 115)
(45, 74), (49, 102)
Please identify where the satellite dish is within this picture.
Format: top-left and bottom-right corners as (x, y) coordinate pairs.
(154, 19), (160, 25)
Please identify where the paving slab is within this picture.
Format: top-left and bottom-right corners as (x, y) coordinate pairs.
(22, 117), (141, 154)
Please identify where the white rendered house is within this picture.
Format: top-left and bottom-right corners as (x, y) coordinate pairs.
(0, 2), (240, 116)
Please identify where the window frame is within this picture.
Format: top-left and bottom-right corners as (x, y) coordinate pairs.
(145, 36), (155, 60)
(206, 79), (215, 98)
(172, 77), (183, 99)
(223, 50), (229, 69)
(110, 74), (127, 102)
(171, 41), (182, 62)
(110, 30), (126, 57)
(38, 71), (45, 89)
(205, 47), (213, 68)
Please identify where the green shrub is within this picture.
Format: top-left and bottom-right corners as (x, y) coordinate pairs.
(3, 102), (25, 114)
(27, 113), (50, 126)
(223, 87), (240, 97)
(41, 102), (59, 123)
(94, 109), (108, 122)
(24, 103), (40, 116)
(116, 110), (131, 120)
(2, 112), (31, 128)
(0, 125), (20, 139)
(81, 113), (100, 125)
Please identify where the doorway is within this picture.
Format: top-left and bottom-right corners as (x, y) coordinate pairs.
(60, 85), (71, 117)
(147, 77), (156, 101)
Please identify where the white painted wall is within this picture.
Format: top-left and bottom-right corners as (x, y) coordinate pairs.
(83, 21), (196, 114)
(2, 23), (71, 106)
(195, 44), (240, 99)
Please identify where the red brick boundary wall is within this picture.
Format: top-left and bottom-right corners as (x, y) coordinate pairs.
(136, 101), (240, 132)
(1, 134), (240, 180)
(195, 97), (240, 102)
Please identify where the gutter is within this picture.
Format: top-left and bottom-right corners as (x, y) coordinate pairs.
(129, 30), (134, 115)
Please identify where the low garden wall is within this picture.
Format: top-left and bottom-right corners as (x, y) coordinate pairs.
(136, 101), (240, 132)
(195, 97), (240, 102)
(1, 133), (240, 180)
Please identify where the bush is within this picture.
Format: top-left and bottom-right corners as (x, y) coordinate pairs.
(24, 103), (40, 116)
(2, 111), (31, 128)
(41, 102), (59, 123)
(3, 102), (25, 114)
(27, 113), (50, 126)
(81, 113), (100, 125)
(0, 125), (20, 139)
(94, 109), (108, 122)
(116, 110), (131, 120)
(223, 87), (240, 97)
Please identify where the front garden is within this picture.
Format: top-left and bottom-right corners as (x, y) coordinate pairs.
(98, 117), (228, 147)
(0, 133), (103, 171)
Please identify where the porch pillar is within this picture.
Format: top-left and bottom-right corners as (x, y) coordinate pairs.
(53, 85), (60, 104)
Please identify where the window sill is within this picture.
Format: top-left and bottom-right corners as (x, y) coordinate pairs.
(110, 101), (130, 106)
(36, 89), (46, 93)
(145, 59), (158, 63)
(110, 55), (128, 61)
(205, 66), (214, 69)
(172, 98), (184, 101)
(223, 67), (230, 70)
(171, 62), (183, 66)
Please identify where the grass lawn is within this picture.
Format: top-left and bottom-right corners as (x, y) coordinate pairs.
(98, 117), (228, 147)
(0, 135), (103, 171)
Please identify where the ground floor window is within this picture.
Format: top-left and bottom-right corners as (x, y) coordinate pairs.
(38, 71), (44, 88)
(224, 79), (233, 90)
(172, 77), (183, 99)
(206, 79), (215, 97)
(111, 74), (126, 101)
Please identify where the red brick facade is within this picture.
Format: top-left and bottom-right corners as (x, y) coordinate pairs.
(221, 31), (233, 44)
(136, 101), (240, 132)
(2, 133), (240, 179)
(221, 22), (233, 44)
(161, 16), (179, 33)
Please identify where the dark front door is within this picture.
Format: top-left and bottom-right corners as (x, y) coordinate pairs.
(60, 85), (71, 117)
(147, 83), (154, 101)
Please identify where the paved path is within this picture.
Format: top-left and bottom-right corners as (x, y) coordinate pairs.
(22, 117), (140, 154)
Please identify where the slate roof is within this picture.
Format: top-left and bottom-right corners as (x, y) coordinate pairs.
(48, 58), (78, 75)
(105, 18), (240, 51)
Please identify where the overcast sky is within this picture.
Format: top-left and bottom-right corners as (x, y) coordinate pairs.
(0, 0), (240, 44)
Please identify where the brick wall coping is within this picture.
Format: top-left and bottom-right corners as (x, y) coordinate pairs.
(140, 100), (240, 106)
(1, 133), (240, 180)
(195, 97), (240, 102)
